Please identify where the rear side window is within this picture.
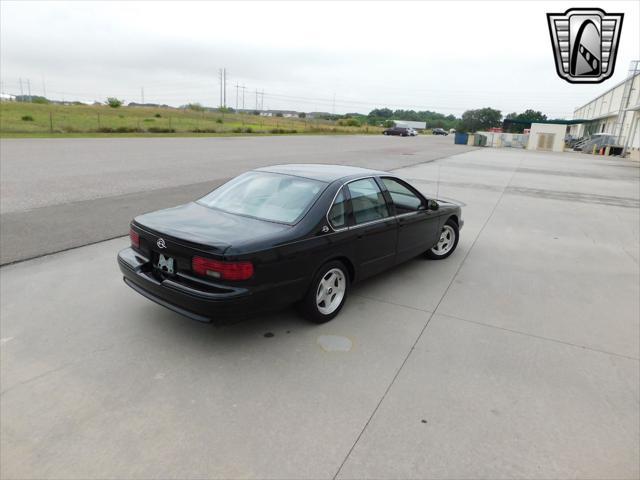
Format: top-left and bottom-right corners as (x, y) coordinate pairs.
(328, 188), (348, 228)
(347, 178), (389, 224)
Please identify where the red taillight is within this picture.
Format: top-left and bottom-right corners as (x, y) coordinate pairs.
(192, 256), (254, 281)
(130, 228), (139, 248)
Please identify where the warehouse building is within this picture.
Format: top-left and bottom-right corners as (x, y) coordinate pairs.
(568, 61), (640, 159)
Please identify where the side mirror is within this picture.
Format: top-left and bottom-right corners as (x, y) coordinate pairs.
(427, 199), (439, 211)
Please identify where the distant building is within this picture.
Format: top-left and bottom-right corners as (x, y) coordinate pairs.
(568, 62), (639, 156)
(305, 112), (332, 119)
(260, 110), (299, 118)
(0, 93), (16, 102)
(128, 102), (171, 108)
(393, 120), (427, 130)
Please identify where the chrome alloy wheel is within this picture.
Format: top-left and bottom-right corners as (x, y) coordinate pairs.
(431, 225), (456, 256)
(316, 268), (346, 315)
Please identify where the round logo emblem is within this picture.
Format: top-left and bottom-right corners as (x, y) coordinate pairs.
(157, 238), (166, 249)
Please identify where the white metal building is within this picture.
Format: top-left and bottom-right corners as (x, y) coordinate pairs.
(568, 62), (640, 157)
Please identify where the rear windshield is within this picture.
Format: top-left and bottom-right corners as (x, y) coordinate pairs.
(197, 171), (326, 224)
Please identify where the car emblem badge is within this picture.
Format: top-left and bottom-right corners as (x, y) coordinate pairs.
(157, 238), (167, 249)
(321, 225), (330, 233)
(547, 8), (623, 84)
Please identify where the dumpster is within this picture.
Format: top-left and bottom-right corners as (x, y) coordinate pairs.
(474, 134), (487, 146)
(454, 132), (469, 145)
(467, 134), (475, 145)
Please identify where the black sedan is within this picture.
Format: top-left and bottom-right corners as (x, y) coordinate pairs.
(382, 127), (410, 136)
(118, 165), (463, 324)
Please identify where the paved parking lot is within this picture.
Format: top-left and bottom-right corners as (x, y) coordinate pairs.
(0, 135), (475, 264)
(1, 141), (639, 479)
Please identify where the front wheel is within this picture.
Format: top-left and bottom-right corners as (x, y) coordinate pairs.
(425, 219), (459, 259)
(299, 261), (349, 323)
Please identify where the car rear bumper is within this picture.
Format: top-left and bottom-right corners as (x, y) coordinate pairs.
(118, 247), (265, 324)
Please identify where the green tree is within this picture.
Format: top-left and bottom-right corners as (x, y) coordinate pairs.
(298, 112), (306, 118)
(458, 107), (502, 132)
(106, 97), (123, 108)
(505, 109), (548, 133)
(369, 108), (393, 118)
(186, 102), (205, 112)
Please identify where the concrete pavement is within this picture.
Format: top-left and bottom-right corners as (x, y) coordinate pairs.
(0, 135), (476, 264)
(1, 145), (638, 479)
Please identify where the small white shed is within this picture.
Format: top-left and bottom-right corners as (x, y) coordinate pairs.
(527, 123), (567, 152)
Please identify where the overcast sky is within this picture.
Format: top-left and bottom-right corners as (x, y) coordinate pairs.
(1, 1), (638, 117)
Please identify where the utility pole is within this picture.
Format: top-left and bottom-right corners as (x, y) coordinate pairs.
(141, 87), (144, 104)
(41, 75), (47, 98)
(27, 79), (31, 102)
(19, 78), (23, 100)
(241, 85), (246, 110)
(261, 90), (264, 111)
(235, 83), (239, 112)
(223, 68), (227, 108)
(219, 69), (223, 108)
(255, 89), (258, 110)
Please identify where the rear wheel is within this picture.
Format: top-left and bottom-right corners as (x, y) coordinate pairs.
(425, 219), (459, 259)
(300, 261), (349, 323)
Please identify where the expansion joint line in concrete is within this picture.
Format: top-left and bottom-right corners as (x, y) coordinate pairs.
(332, 157), (524, 480)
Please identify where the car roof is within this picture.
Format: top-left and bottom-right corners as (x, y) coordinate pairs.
(255, 164), (390, 182)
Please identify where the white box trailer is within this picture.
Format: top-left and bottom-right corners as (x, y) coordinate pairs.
(393, 120), (427, 130)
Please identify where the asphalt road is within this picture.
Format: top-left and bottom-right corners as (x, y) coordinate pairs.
(0, 135), (476, 264)
(1, 146), (638, 479)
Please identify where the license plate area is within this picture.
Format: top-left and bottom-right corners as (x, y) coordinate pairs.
(154, 253), (175, 275)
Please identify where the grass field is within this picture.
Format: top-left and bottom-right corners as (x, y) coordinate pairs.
(0, 102), (382, 137)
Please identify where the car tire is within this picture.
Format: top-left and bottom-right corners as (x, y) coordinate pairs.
(425, 218), (459, 260)
(299, 260), (349, 323)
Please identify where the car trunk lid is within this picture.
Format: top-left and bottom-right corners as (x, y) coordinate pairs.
(133, 201), (290, 254)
